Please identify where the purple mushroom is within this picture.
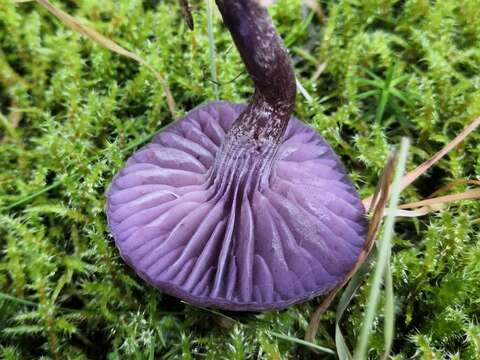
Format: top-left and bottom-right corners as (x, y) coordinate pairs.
(106, 0), (367, 311)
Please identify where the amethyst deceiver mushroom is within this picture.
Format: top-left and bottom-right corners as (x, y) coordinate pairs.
(106, 0), (367, 311)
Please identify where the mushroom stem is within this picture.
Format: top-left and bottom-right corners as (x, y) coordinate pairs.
(216, 0), (296, 144)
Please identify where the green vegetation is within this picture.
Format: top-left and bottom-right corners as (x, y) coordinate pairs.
(1, 0), (479, 358)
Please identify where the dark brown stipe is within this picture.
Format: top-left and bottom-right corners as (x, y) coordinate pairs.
(215, 0), (296, 145)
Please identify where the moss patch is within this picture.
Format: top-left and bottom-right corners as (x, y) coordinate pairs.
(1, 0), (479, 358)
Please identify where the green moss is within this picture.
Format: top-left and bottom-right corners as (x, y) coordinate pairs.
(0, 0), (479, 358)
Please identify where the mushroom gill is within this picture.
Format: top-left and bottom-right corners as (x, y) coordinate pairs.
(106, 0), (367, 311)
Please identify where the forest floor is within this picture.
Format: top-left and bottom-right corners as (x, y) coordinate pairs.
(1, 0), (479, 358)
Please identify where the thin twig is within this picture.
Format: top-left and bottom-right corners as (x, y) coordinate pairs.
(179, 0), (194, 30)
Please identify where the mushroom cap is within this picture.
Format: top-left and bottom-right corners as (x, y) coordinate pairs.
(106, 101), (367, 311)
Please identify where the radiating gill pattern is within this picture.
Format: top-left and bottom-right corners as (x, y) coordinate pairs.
(106, 101), (367, 311)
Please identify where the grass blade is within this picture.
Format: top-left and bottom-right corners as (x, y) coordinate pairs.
(363, 67), (385, 83)
(305, 152), (396, 344)
(270, 331), (335, 355)
(296, 77), (313, 102)
(355, 89), (380, 100)
(427, 179), (480, 198)
(399, 189), (480, 210)
(206, 0), (219, 99)
(1, 180), (63, 211)
(354, 138), (410, 359)
(335, 265), (369, 360)
(334, 249), (379, 360)
(123, 126), (168, 154)
(0, 291), (97, 315)
(375, 65), (395, 123)
(0, 292), (39, 307)
(2, 127), (166, 212)
(394, 188), (480, 217)
(382, 263), (394, 360)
